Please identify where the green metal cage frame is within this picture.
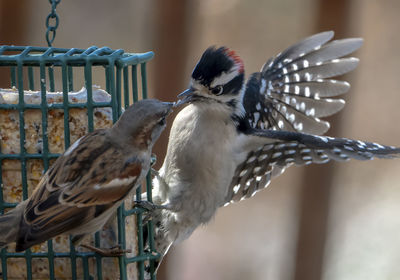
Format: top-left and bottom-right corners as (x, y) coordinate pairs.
(0, 45), (159, 280)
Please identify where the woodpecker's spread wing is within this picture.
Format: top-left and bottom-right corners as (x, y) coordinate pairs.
(225, 130), (400, 204)
(243, 31), (363, 135)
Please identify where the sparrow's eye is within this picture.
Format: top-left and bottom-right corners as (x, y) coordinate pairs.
(211, 85), (223, 95)
(158, 117), (166, 126)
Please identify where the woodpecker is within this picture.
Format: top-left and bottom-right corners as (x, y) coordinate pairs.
(0, 99), (173, 255)
(144, 31), (400, 275)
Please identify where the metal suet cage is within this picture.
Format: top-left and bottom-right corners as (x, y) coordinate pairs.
(0, 45), (159, 279)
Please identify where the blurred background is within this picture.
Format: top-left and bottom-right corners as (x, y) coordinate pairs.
(1, 0), (400, 279)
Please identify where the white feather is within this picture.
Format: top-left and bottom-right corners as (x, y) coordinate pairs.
(64, 137), (83, 156)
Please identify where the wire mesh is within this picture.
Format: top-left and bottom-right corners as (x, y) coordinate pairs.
(0, 45), (158, 280)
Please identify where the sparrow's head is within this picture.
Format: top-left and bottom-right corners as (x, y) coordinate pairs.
(178, 46), (245, 115)
(113, 99), (173, 148)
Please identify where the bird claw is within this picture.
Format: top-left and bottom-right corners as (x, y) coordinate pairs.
(142, 213), (153, 224)
(81, 244), (131, 257)
(135, 200), (168, 212)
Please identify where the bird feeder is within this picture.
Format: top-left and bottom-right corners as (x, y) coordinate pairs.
(0, 17), (158, 280)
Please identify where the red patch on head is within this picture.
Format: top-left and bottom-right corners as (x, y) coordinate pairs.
(223, 48), (244, 74)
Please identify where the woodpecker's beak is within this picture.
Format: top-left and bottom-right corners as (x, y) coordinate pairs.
(176, 88), (195, 106)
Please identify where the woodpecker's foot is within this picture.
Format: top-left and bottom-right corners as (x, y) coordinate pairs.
(135, 200), (170, 212)
(81, 244), (131, 257)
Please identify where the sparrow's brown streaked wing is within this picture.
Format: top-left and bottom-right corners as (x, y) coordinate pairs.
(19, 130), (143, 248)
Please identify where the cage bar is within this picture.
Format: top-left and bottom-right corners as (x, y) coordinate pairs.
(0, 45), (157, 280)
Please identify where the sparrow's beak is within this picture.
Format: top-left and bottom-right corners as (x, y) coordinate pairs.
(175, 88), (195, 107)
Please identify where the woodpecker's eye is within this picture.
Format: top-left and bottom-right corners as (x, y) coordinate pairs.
(211, 85), (223, 95)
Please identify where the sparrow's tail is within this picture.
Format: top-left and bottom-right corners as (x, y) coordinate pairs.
(0, 201), (26, 248)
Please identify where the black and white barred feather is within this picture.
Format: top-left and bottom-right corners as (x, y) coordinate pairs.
(243, 31), (363, 135)
(226, 131), (400, 203)
(225, 31), (369, 204)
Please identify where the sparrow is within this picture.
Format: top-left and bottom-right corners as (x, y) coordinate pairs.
(143, 31), (400, 276)
(0, 99), (173, 255)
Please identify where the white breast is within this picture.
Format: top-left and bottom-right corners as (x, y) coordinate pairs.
(158, 104), (238, 225)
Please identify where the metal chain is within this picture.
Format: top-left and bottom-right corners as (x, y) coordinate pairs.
(45, 0), (61, 47)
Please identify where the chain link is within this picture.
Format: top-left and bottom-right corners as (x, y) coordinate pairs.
(45, 0), (61, 47)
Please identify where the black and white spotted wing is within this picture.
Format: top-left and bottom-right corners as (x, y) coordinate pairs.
(225, 130), (400, 204)
(243, 31), (363, 135)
